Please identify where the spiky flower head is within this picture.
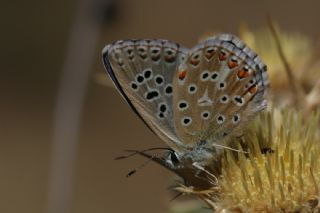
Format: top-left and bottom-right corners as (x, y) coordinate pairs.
(172, 109), (320, 213)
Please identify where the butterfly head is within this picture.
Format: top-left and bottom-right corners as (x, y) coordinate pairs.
(157, 141), (220, 189)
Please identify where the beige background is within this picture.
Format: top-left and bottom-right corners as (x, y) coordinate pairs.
(1, 0), (320, 212)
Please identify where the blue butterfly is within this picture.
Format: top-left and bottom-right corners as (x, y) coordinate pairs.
(102, 34), (268, 189)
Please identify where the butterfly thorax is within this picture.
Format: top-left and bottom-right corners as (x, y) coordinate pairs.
(178, 141), (216, 164)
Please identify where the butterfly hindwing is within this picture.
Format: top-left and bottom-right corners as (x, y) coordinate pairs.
(103, 39), (189, 151)
(172, 34), (268, 146)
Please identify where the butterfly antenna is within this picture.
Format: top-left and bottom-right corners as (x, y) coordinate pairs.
(125, 154), (156, 177)
(114, 151), (139, 160)
(114, 147), (173, 160)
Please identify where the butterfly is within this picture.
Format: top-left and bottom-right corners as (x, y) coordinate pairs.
(102, 34), (268, 190)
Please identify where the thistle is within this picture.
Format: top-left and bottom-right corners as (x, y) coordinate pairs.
(172, 109), (320, 213)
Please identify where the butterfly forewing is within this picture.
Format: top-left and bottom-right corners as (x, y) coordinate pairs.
(103, 39), (189, 152)
(172, 34), (268, 146)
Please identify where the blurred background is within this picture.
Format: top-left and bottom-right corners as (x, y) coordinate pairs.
(1, 0), (320, 212)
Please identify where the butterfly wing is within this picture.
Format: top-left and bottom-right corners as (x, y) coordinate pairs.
(172, 34), (268, 146)
(102, 39), (189, 152)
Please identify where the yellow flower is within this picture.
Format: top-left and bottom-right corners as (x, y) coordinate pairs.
(174, 109), (320, 213)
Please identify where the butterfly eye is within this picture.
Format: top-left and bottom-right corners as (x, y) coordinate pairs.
(169, 152), (180, 166)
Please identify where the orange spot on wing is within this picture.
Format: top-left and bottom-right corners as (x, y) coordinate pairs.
(178, 70), (187, 80)
(248, 84), (258, 94)
(237, 69), (249, 78)
(228, 61), (238, 69)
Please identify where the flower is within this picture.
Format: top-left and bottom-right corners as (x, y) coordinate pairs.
(172, 109), (320, 213)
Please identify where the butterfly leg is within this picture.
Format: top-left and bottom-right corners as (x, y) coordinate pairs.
(194, 170), (215, 185)
(192, 162), (218, 185)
